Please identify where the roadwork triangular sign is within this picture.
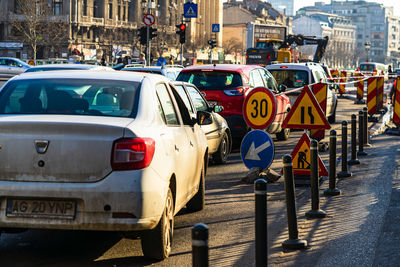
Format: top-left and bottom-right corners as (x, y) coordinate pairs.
(288, 133), (328, 176)
(282, 85), (331, 130)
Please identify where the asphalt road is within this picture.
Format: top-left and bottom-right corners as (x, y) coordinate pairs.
(0, 84), (381, 266)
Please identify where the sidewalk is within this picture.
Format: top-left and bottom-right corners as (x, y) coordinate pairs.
(268, 127), (400, 266)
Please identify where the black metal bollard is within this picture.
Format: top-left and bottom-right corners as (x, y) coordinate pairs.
(324, 130), (341, 196)
(348, 114), (360, 165)
(192, 223), (209, 267)
(357, 111), (368, 156)
(305, 140), (327, 218)
(337, 121), (352, 178)
(254, 178), (267, 267)
(281, 155), (307, 250)
(363, 107), (372, 147)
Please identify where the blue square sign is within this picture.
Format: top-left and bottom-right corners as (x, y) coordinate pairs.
(212, 24), (220, 33)
(184, 3), (198, 18)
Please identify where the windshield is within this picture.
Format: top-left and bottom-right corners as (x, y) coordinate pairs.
(360, 64), (375, 71)
(0, 79), (140, 117)
(268, 70), (309, 88)
(176, 71), (242, 90)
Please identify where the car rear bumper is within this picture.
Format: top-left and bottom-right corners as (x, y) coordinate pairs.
(224, 115), (249, 140)
(0, 168), (168, 232)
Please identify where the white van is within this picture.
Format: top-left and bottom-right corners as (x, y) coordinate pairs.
(358, 62), (388, 80)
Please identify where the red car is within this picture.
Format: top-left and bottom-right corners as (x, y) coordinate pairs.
(177, 64), (291, 142)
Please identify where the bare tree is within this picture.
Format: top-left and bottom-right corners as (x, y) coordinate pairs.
(223, 37), (242, 63)
(10, 0), (67, 60)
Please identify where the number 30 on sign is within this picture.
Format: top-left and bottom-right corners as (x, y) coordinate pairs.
(243, 87), (277, 129)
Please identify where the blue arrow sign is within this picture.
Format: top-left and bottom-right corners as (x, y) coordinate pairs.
(240, 130), (275, 170)
(184, 3), (198, 18)
(212, 24), (220, 33)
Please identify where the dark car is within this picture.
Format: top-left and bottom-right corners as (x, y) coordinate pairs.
(177, 64), (291, 142)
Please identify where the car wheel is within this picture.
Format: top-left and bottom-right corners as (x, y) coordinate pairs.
(141, 188), (174, 260)
(213, 132), (230, 164)
(186, 165), (205, 212)
(276, 127), (290, 141)
(328, 103), (337, 124)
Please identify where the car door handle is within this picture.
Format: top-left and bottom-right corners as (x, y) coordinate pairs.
(190, 141), (194, 147)
(175, 145), (179, 152)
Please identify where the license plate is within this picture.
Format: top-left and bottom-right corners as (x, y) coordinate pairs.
(6, 198), (76, 220)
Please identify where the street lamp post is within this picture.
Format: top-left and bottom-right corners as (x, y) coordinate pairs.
(365, 41), (371, 62)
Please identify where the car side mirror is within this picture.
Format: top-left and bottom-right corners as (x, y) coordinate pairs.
(278, 84), (287, 92)
(213, 105), (223, 113)
(197, 110), (213, 125)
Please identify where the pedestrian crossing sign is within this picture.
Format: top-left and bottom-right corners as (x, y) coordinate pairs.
(282, 85), (330, 130)
(183, 3), (198, 18)
(212, 24), (220, 33)
(289, 133), (328, 176)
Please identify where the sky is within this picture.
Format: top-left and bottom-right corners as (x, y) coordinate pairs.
(295, 0), (400, 17)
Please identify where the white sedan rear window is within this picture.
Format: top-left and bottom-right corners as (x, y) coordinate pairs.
(0, 79), (140, 117)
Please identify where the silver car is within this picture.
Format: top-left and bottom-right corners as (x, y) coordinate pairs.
(0, 71), (210, 259)
(24, 63), (114, 72)
(0, 57), (31, 78)
(172, 81), (231, 164)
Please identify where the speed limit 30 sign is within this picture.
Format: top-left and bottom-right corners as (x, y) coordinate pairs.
(243, 87), (277, 129)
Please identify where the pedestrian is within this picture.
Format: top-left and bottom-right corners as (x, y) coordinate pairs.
(138, 53), (146, 65)
(169, 56), (174, 65)
(123, 56), (129, 66)
(117, 55), (123, 64)
(101, 56), (106, 66)
(156, 54), (167, 66)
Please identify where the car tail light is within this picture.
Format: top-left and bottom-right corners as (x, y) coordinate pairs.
(223, 86), (245, 96)
(111, 138), (155, 170)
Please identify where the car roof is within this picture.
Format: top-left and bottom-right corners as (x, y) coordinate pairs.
(12, 70), (170, 83)
(27, 64), (111, 70)
(180, 64), (262, 74)
(266, 62), (323, 70)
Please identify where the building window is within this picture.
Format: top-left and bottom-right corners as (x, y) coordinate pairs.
(94, 0), (101, 17)
(53, 0), (63, 15)
(83, 0), (87, 16)
(123, 6), (126, 21)
(108, 3), (113, 19)
(87, 28), (91, 39)
(118, 5), (121, 20)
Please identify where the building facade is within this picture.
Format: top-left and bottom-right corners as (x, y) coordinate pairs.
(266, 0), (294, 16)
(310, 0), (400, 65)
(293, 11), (356, 68)
(0, 0), (223, 64)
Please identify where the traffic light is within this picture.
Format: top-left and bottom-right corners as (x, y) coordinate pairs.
(208, 39), (217, 49)
(149, 27), (157, 40)
(138, 26), (147, 45)
(176, 24), (186, 44)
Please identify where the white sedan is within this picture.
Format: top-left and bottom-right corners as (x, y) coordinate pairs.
(0, 71), (210, 259)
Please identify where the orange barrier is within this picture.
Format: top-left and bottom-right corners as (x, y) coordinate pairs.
(377, 76), (384, 111)
(338, 71), (346, 94)
(356, 72), (364, 101)
(394, 77), (400, 124)
(310, 83), (328, 141)
(367, 77), (377, 115)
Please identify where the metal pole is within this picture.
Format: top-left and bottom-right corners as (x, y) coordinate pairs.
(348, 114), (360, 165)
(254, 179), (267, 267)
(180, 14), (184, 66)
(358, 111), (368, 156)
(192, 223), (209, 267)
(324, 130), (341, 196)
(305, 140), (327, 218)
(337, 121), (352, 178)
(146, 0), (151, 66)
(363, 107), (371, 147)
(281, 155), (307, 250)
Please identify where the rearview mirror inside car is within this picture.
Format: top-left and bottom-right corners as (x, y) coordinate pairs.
(197, 111), (213, 125)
